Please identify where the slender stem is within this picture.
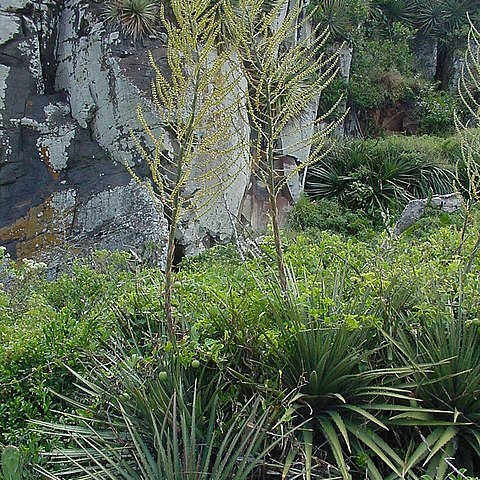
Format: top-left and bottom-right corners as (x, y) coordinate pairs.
(164, 209), (177, 342)
(268, 188), (287, 291)
(163, 65), (201, 344)
(265, 84), (287, 292)
(163, 151), (183, 343)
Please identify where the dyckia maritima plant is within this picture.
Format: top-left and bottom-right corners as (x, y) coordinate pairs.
(225, 0), (342, 290)
(129, 0), (247, 340)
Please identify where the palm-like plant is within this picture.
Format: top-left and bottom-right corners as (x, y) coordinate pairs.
(378, 0), (478, 37)
(104, 0), (160, 40)
(315, 0), (368, 40)
(306, 142), (455, 212)
(415, 0), (449, 36)
(376, 0), (415, 24)
(416, 0), (479, 87)
(442, 0), (476, 33)
(33, 347), (285, 479)
(278, 327), (424, 479)
(389, 315), (480, 478)
(313, 0), (372, 41)
(261, 272), (429, 479)
(376, 0), (480, 87)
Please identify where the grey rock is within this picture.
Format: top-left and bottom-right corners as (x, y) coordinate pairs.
(0, 13), (22, 45)
(75, 180), (169, 268)
(0, 0), (169, 262)
(394, 192), (463, 236)
(1, 0), (33, 12)
(413, 37), (438, 80)
(0, 0), (250, 265)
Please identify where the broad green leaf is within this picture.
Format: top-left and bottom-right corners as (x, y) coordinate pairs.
(345, 422), (403, 477)
(282, 448), (298, 480)
(403, 427), (445, 473)
(2, 446), (22, 480)
(328, 411), (351, 453)
(343, 406), (388, 430)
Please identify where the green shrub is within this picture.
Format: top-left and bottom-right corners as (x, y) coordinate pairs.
(348, 23), (416, 111)
(24, 218), (480, 478)
(306, 139), (455, 213)
(390, 313), (480, 477)
(33, 337), (287, 479)
(288, 196), (378, 236)
(378, 134), (460, 162)
(414, 83), (458, 135)
(0, 251), (136, 467)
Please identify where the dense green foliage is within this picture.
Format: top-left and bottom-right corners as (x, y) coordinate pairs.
(312, 0), (480, 135)
(348, 22), (416, 111)
(0, 250), (133, 464)
(288, 196), (379, 236)
(1, 204), (480, 477)
(3, 2), (480, 479)
(306, 136), (456, 214)
(414, 85), (459, 135)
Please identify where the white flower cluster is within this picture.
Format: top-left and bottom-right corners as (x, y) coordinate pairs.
(22, 258), (47, 271)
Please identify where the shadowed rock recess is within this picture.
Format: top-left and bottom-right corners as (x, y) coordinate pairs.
(0, 0), (253, 267)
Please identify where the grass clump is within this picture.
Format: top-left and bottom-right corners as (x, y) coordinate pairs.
(104, 0), (160, 40)
(306, 136), (457, 215)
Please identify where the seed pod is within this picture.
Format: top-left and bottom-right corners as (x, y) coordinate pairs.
(191, 360), (200, 369)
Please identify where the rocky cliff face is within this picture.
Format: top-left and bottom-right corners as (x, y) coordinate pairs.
(1, 0), (168, 265)
(0, 0), (254, 266)
(0, 0), (326, 265)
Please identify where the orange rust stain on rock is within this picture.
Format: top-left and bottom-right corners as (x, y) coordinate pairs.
(39, 146), (60, 181)
(39, 146), (49, 163)
(0, 196), (71, 258)
(16, 233), (61, 259)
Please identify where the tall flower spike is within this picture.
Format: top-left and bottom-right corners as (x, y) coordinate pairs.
(129, 0), (248, 341)
(226, 0), (343, 291)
